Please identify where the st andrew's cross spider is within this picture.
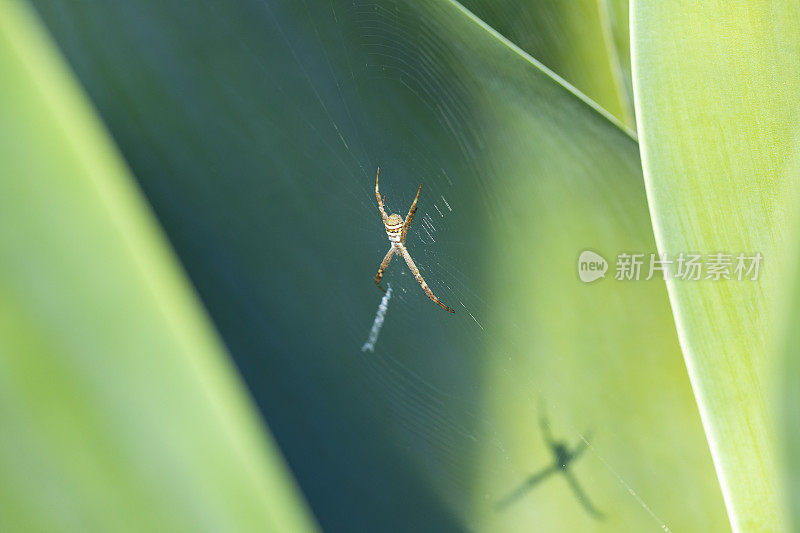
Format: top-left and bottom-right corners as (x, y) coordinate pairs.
(374, 168), (454, 313)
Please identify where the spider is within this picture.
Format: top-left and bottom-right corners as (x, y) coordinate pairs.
(374, 168), (454, 313)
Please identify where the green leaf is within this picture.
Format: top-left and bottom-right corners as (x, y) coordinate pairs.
(460, 0), (635, 129)
(31, 0), (726, 530)
(0, 2), (316, 531)
(632, 1), (800, 530)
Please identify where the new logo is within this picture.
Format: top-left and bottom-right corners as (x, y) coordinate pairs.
(578, 251), (607, 283)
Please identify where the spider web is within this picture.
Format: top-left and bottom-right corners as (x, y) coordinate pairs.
(30, 0), (727, 531)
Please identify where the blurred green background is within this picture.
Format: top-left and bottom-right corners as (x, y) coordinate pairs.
(1, 0), (799, 531)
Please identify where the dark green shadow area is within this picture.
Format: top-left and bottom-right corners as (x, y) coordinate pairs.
(31, 2), (486, 530)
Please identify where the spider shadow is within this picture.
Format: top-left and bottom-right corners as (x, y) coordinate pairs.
(495, 408), (604, 520)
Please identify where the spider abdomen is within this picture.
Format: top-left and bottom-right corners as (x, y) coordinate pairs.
(385, 214), (404, 242)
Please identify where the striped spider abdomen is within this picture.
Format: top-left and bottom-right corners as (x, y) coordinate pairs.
(385, 213), (403, 243)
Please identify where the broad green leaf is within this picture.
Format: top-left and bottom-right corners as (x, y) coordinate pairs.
(0, 2), (316, 531)
(32, 0), (725, 530)
(632, 1), (800, 530)
(460, 0), (635, 129)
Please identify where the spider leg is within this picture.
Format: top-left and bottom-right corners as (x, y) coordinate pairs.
(375, 167), (389, 222)
(375, 247), (396, 292)
(397, 244), (454, 313)
(495, 465), (558, 510)
(562, 470), (605, 520)
(539, 412), (557, 449)
(402, 184), (422, 242)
